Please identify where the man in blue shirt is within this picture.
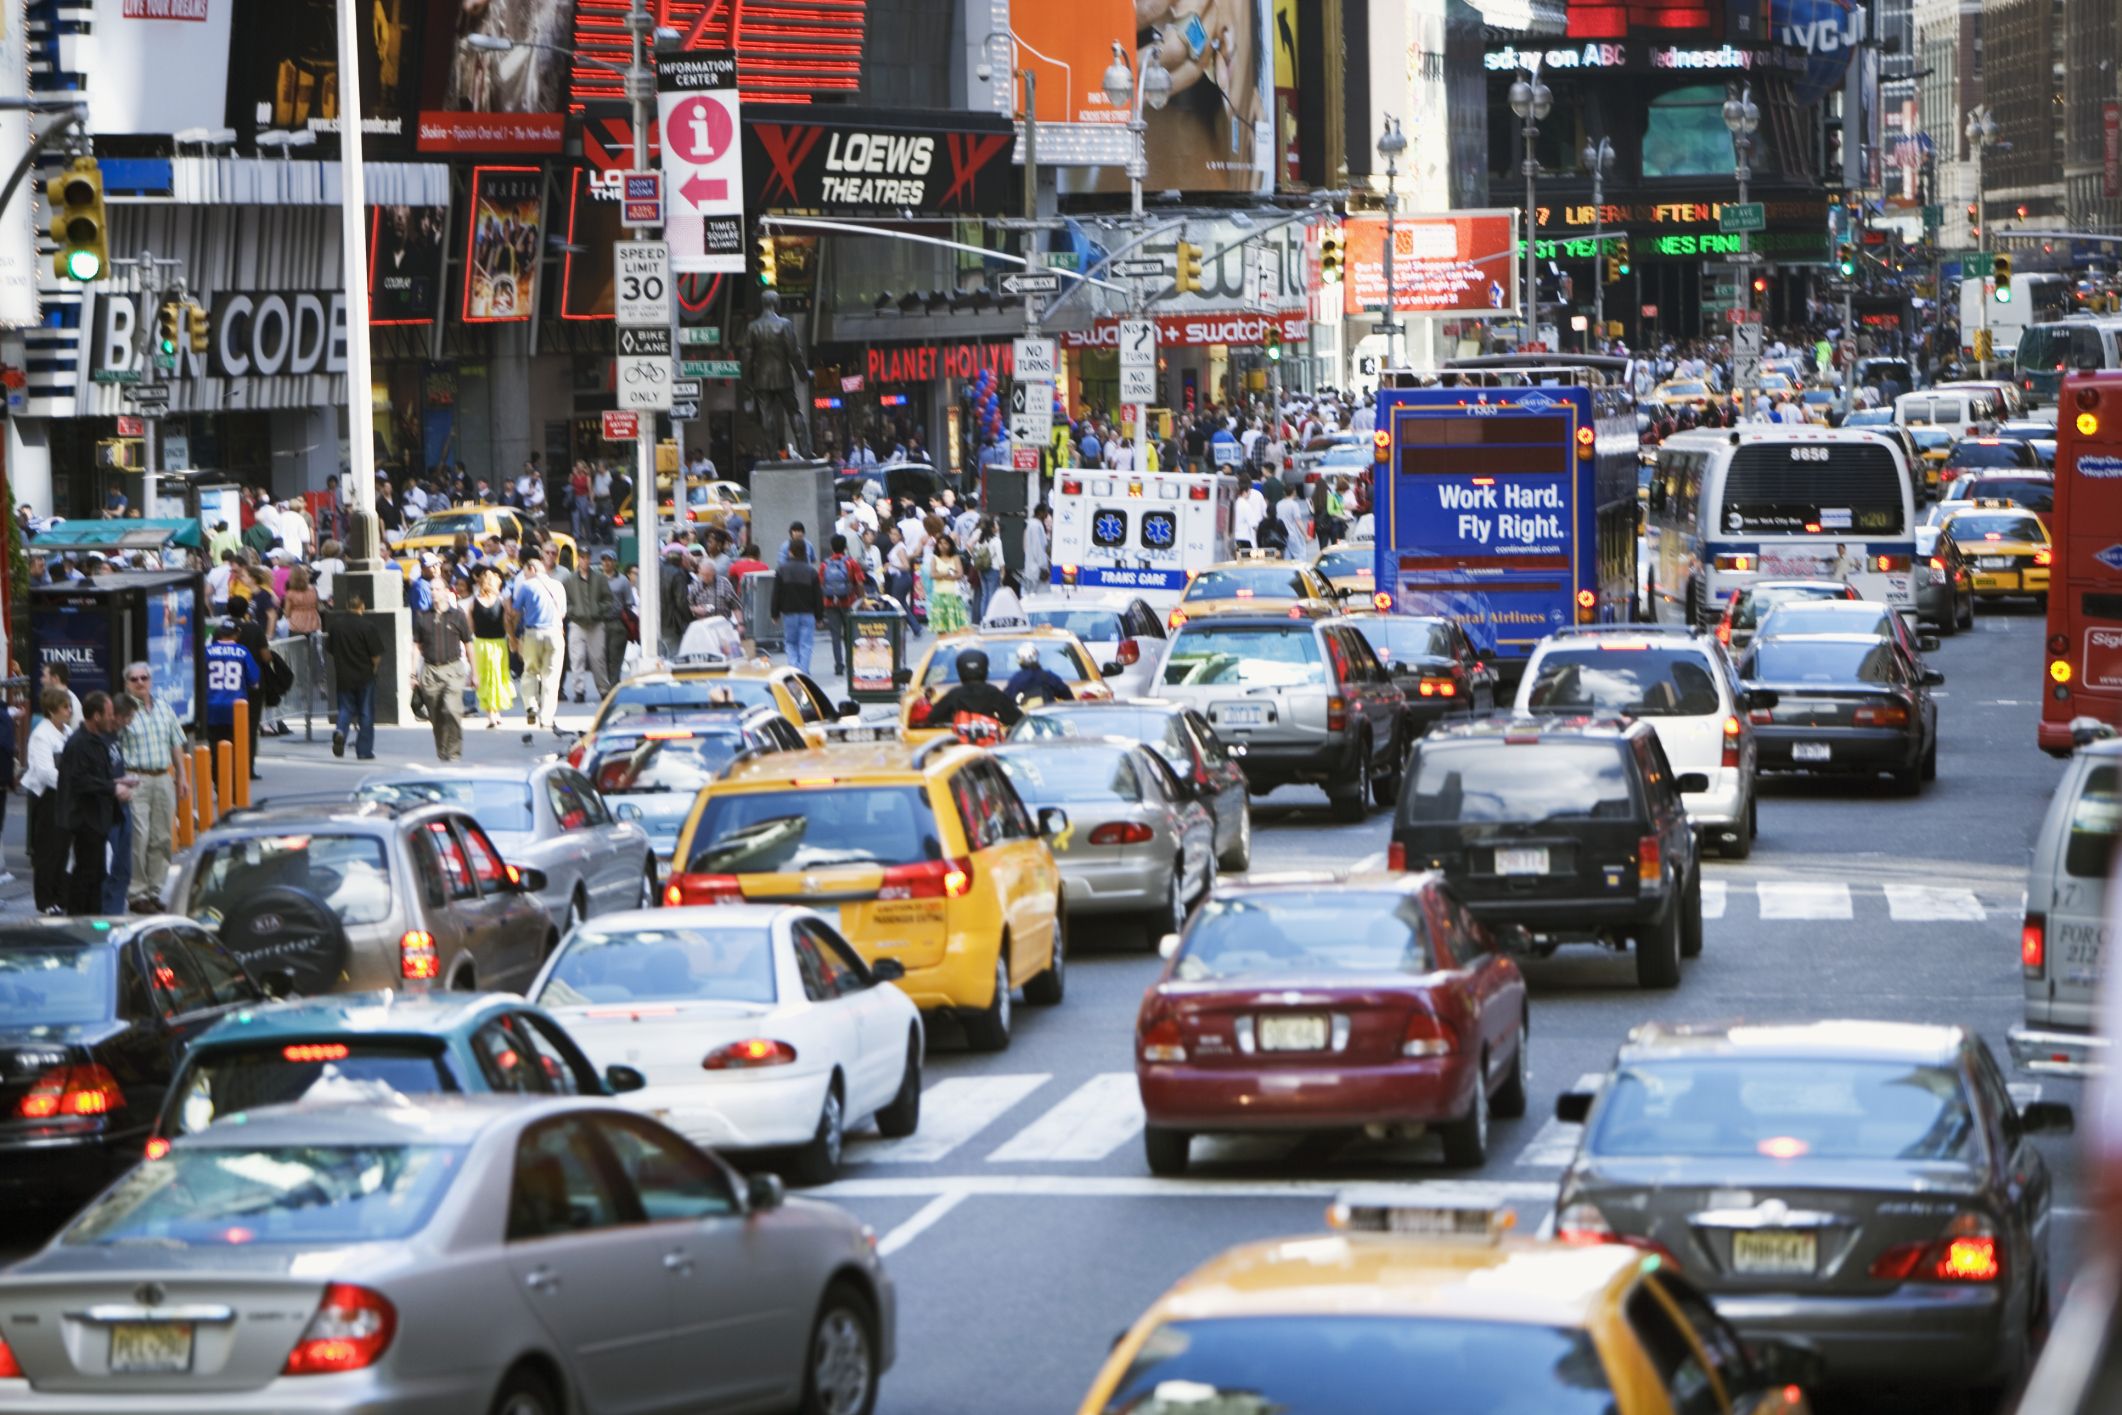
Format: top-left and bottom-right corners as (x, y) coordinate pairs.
(203, 618), (260, 754)
(507, 553), (568, 732)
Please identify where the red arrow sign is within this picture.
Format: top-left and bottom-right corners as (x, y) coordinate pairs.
(680, 172), (726, 210)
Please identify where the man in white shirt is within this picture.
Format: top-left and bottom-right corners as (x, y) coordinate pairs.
(279, 502), (310, 560)
(206, 552), (236, 609)
(1109, 439), (1136, 471)
(1234, 478), (1268, 548)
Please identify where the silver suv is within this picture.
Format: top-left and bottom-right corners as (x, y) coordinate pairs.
(172, 797), (559, 997)
(2009, 734), (2121, 1076)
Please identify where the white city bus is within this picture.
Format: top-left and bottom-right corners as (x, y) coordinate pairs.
(1646, 426), (1918, 626)
(1048, 469), (1238, 606)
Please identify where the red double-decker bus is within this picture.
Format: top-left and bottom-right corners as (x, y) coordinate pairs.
(2041, 372), (2122, 755)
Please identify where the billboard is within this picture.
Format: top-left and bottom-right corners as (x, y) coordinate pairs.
(744, 108), (1019, 217)
(0, 0), (32, 329)
(369, 204), (447, 326)
(417, 0), (574, 153)
(88, 0), (236, 135)
(1342, 211), (1521, 317)
(1013, 0), (1273, 196)
(226, 0), (419, 156)
(463, 168), (544, 324)
(560, 167), (625, 320)
(569, 0), (868, 106)
(658, 50), (745, 275)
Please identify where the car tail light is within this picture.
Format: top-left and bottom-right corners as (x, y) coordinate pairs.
(1060, 480), (1083, 496)
(1400, 1010), (1455, 1058)
(1714, 553), (1756, 572)
(2034, 548), (2052, 566)
(1722, 715), (1741, 769)
(1387, 841), (1407, 872)
(2022, 913), (2046, 975)
(879, 858), (974, 900)
(399, 930), (439, 981)
(14, 1064), (124, 1120)
(144, 1136), (171, 1161)
(1326, 696), (1347, 731)
(1139, 1003), (1187, 1063)
(1852, 702), (1911, 727)
(1167, 609), (1188, 630)
(703, 1039), (799, 1070)
(1417, 678), (1458, 698)
(1748, 707), (1774, 724)
(1088, 821), (1155, 846)
(1637, 834), (1661, 885)
(283, 1044), (351, 1063)
(283, 1283), (396, 1375)
(667, 874), (745, 907)
(1869, 1213), (2003, 1283)
(1928, 556), (1946, 575)
(1870, 554), (1907, 572)
(566, 740), (586, 768)
(0, 1330), (19, 1379)
(1555, 1202), (1615, 1245)
(664, 882), (684, 906)
(1116, 638), (1141, 666)
(1715, 616), (1732, 646)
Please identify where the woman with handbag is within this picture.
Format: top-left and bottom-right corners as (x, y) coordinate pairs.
(469, 565), (516, 728)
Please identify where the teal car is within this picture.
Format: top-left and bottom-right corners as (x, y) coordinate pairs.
(147, 991), (643, 1148)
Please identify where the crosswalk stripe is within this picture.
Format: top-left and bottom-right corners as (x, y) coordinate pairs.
(988, 1072), (1144, 1163)
(1701, 880), (1727, 920)
(1756, 880), (1853, 920)
(1882, 884), (1987, 922)
(856, 1074), (1049, 1164)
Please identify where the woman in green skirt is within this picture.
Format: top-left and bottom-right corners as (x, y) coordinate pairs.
(468, 565), (516, 727)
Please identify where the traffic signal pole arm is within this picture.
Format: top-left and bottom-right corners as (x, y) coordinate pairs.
(0, 105), (86, 230)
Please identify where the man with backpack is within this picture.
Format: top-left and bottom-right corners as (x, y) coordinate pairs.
(819, 533), (865, 677)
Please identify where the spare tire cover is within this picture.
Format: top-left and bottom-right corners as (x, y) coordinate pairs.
(217, 886), (350, 996)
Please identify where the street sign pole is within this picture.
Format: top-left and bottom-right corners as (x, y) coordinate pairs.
(627, 0), (663, 667)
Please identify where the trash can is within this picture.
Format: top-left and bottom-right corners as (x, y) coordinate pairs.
(741, 571), (781, 652)
(845, 595), (910, 704)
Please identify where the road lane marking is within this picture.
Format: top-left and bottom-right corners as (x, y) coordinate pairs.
(1352, 851), (1386, 872)
(988, 1072), (1144, 1163)
(855, 1074), (1050, 1164)
(1509, 1073), (1605, 1170)
(1883, 884), (1987, 922)
(1701, 880), (1727, 920)
(1756, 881), (1853, 920)
(818, 1174), (1558, 1202)
(876, 1191), (968, 1256)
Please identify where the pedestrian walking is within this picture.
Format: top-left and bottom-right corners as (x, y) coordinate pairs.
(508, 552), (568, 732)
(100, 695), (137, 914)
(413, 581), (475, 762)
(204, 617), (261, 763)
(57, 693), (128, 917)
(560, 546), (614, 703)
(24, 688), (71, 913)
(927, 533), (971, 634)
(325, 593), (384, 760)
(1022, 506), (1051, 589)
(117, 661), (190, 905)
(771, 536), (821, 675)
(819, 534), (865, 676)
(469, 566), (517, 727)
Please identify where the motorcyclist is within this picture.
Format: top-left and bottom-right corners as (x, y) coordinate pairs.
(1003, 641), (1074, 706)
(921, 648), (1021, 740)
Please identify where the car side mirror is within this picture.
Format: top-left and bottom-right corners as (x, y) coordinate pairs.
(604, 1064), (646, 1095)
(1676, 772), (1710, 794)
(1918, 634), (1941, 652)
(2021, 1099), (2075, 1134)
(1923, 668), (1946, 686)
(746, 1173), (786, 1213)
(1157, 932), (1182, 959)
(1101, 661), (1124, 677)
(613, 802), (644, 824)
(1743, 688), (1779, 712)
(870, 957), (907, 983)
(838, 701), (862, 718)
(1555, 1089), (1596, 1123)
(1038, 806), (1070, 839)
(892, 667), (913, 687)
(1749, 1338), (1826, 1393)
(511, 865), (548, 894)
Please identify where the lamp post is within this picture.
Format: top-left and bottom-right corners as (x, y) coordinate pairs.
(1965, 103), (1998, 376)
(1581, 136), (1614, 354)
(1377, 115), (1407, 367)
(1103, 42), (1170, 471)
(1722, 82), (1759, 415)
(1508, 66), (1550, 348)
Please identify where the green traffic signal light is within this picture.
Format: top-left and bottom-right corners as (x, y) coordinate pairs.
(65, 248), (101, 281)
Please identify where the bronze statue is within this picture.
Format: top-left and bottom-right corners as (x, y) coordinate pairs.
(740, 288), (813, 460)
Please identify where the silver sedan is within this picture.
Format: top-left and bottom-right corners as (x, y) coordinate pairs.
(994, 738), (1215, 945)
(359, 762), (659, 935)
(0, 1096), (894, 1414)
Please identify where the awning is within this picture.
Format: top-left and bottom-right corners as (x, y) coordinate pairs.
(30, 518), (204, 552)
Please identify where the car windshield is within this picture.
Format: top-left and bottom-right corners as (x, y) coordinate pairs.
(1747, 639), (1894, 683)
(1663, 381), (1708, 398)
(599, 681), (776, 725)
(2066, 765), (2122, 878)
(1755, 605), (1893, 639)
(187, 835), (393, 927)
(1733, 584), (1853, 631)
(1911, 429), (1953, 450)
(1027, 608), (1127, 644)
(65, 1144), (461, 1247)
(1185, 567), (1311, 601)
(1351, 618), (1457, 667)
(1405, 743), (1634, 824)
(994, 746), (1142, 805)
(1315, 550), (1371, 584)
(1162, 626), (1325, 688)
(1525, 648), (1722, 718)
(1589, 1057), (1978, 1161)
(590, 736), (740, 794)
(686, 787), (942, 874)
(923, 640), (1086, 686)
(1176, 894), (1432, 981)
(171, 1045), (452, 1135)
(1957, 478), (2054, 511)
(0, 944), (113, 1027)
(1951, 513), (2047, 543)
(357, 779), (535, 833)
(538, 925), (777, 1007)
(406, 512), (486, 540)
(1945, 441), (2034, 469)
(1097, 1316), (1614, 1415)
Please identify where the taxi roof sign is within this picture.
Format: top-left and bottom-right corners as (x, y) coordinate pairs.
(1326, 1188), (1515, 1241)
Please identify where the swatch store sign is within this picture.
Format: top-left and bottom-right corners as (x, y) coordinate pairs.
(89, 290), (350, 400)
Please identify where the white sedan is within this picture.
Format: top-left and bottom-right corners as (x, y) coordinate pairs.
(529, 904), (922, 1185)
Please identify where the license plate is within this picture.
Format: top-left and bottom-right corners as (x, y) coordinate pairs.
(1258, 1014), (1329, 1051)
(1731, 1229), (1817, 1275)
(1791, 742), (1831, 762)
(109, 1321), (193, 1374)
(1495, 847), (1549, 876)
(1217, 703), (1267, 727)
(1978, 556), (2014, 569)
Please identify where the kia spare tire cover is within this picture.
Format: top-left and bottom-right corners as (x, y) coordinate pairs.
(217, 886), (350, 996)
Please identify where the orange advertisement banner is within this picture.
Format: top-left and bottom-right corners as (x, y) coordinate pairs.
(1342, 211), (1520, 317)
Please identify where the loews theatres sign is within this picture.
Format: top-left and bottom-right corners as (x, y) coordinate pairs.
(744, 107), (1018, 217)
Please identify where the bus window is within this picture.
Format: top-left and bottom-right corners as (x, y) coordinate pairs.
(1719, 443), (1907, 536)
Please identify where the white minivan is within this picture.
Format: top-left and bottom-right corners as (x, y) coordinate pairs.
(2009, 734), (2122, 1077)
(1895, 389), (1999, 440)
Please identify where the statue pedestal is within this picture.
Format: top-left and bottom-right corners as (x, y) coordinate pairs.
(747, 459), (836, 564)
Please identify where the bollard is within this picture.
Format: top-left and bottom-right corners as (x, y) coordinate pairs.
(173, 778), (192, 852)
(232, 699), (252, 808)
(215, 740), (233, 821)
(193, 744), (215, 830)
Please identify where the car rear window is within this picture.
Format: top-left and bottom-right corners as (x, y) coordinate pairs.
(1352, 618), (1456, 666)
(1314, 550), (1371, 583)
(1958, 477), (2054, 512)
(538, 925), (778, 1007)
(1096, 1316), (1613, 1415)
(995, 746), (1141, 805)
(0, 945), (113, 1027)
(1754, 605), (1893, 639)
(172, 1044), (452, 1134)
(686, 787), (942, 874)
(357, 778), (535, 833)
(1405, 742), (1635, 824)
(1176, 893), (1432, 980)
(1945, 441), (2036, 469)
(1162, 625), (1325, 688)
(600, 680), (777, 725)
(1746, 639), (1893, 683)
(922, 640), (1087, 686)
(1524, 647), (1722, 718)
(2065, 764), (2122, 878)
(1733, 584), (1853, 630)
(1950, 513), (2047, 543)
(590, 736), (741, 795)
(188, 835), (394, 927)
(1185, 567), (1312, 600)
(1589, 1058), (1976, 1162)
(66, 1144), (461, 1247)
(1027, 608), (1126, 644)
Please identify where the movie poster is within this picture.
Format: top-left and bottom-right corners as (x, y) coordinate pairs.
(370, 204), (447, 324)
(227, 0), (419, 156)
(419, 0), (575, 153)
(463, 167), (543, 323)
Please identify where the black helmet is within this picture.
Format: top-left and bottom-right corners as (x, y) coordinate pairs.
(957, 649), (990, 683)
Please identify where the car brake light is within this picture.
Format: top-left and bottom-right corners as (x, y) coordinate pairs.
(1168, 610), (1188, 630)
(878, 858), (975, 901)
(1869, 1213), (2003, 1283)
(399, 930), (439, 981)
(1116, 638), (1141, 666)
(1555, 1202), (1615, 1245)
(0, 1330), (19, 1379)
(1722, 715), (1741, 769)
(283, 1283), (397, 1375)
(703, 1038), (799, 1070)
(2022, 913), (2046, 975)
(1638, 834), (1661, 885)
(1417, 678), (1457, 698)
(566, 741), (586, 768)
(1327, 696), (1346, 731)
(144, 1136), (171, 1161)
(2034, 548), (2052, 566)
(664, 882), (684, 906)
(669, 874), (744, 906)
(1852, 702), (1911, 727)
(1140, 1009), (1187, 1063)
(1088, 821), (1155, 846)
(283, 1044), (351, 1063)
(14, 1064), (124, 1120)
(1387, 840), (1407, 872)
(1748, 707), (1774, 724)
(1400, 1011), (1455, 1058)
(1928, 556), (1946, 574)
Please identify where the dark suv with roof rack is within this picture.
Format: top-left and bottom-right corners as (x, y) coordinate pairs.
(1388, 716), (1706, 989)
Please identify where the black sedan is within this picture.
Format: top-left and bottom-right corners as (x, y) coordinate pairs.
(0, 917), (267, 1205)
(1739, 632), (1942, 793)
(1554, 1021), (2070, 1400)
(1345, 612), (1500, 733)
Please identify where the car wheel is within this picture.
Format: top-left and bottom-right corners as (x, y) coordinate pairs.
(1680, 870), (1705, 959)
(1143, 872), (1184, 950)
(874, 1032), (921, 1138)
(489, 1365), (561, 1415)
(799, 1282), (879, 1415)
(962, 948), (1013, 1051)
(563, 891), (586, 939)
(1194, 848), (1217, 911)
(1371, 730), (1402, 806)
(787, 1080), (846, 1186)
(1635, 900), (1682, 989)
(449, 961), (478, 992)
(1960, 591), (1975, 631)
(1723, 795), (1754, 859)
(1144, 1126), (1191, 1176)
(1217, 807), (1252, 873)
(1891, 757), (1923, 795)
(1438, 1059), (1490, 1168)
(1922, 733), (1938, 782)
(636, 863), (657, 910)
(1492, 1020), (1529, 1120)
(1331, 741), (1371, 824)
(1936, 598), (1958, 637)
(1023, 912), (1065, 1006)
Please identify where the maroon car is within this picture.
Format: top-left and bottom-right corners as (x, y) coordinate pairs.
(1134, 871), (1529, 1176)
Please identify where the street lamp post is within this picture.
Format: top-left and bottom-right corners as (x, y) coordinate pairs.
(1377, 116), (1406, 367)
(1103, 43), (1170, 471)
(1581, 136), (1614, 353)
(1965, 103), (1998, 377)
(1508, 66), (1550, 349)
(1722, 82), (1759, 416)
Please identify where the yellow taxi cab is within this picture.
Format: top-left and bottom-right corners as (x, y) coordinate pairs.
(1909, 427), (1955, 491)
(1941, 500), (2052, 601)
(393, 504), (579, 575)
(1078, 1194), (1818, 1415)
(1168, 559), (1338, 629)
(665, 739), (1067, 1050)
(898, 625), (1114, 742)
(614, 477), (750, 534)
(570, 654), (852, 767)
(1650, 378), (1727, 412)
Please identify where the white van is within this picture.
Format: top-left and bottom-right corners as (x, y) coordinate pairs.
(1894, 389), (1998, 441)
(2008, 735), (2122, 1076)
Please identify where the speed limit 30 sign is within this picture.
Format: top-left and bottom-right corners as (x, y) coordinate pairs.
(614, 242), (671, 326)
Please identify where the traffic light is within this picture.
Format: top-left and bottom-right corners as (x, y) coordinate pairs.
(45, 157), (106, 282)
(1751, 275), (1769, 296)
(755, 234), (777, 288)
(1603, 256), (1622, 284)
(155, 302), (182, 366)
(1837, 242), (1856, 278)
(1175, 241), (1205, 296)
(1992, 252), (2013, 299)
(1613, 236), (1631, 277)
(1264, 327), (1282, 362)
(1318, 227), (1344, 285)
(187, 300), (209, 355)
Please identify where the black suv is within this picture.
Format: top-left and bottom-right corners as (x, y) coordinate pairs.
(1388, 717), (1706, 989)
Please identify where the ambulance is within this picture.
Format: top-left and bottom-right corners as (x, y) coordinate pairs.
(1048, 469), (1238, 607)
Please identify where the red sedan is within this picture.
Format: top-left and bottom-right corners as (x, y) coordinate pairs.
(1134, 871), (1529, 1176)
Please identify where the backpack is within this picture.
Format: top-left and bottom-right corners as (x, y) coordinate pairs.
(821, 554), (854, 600)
